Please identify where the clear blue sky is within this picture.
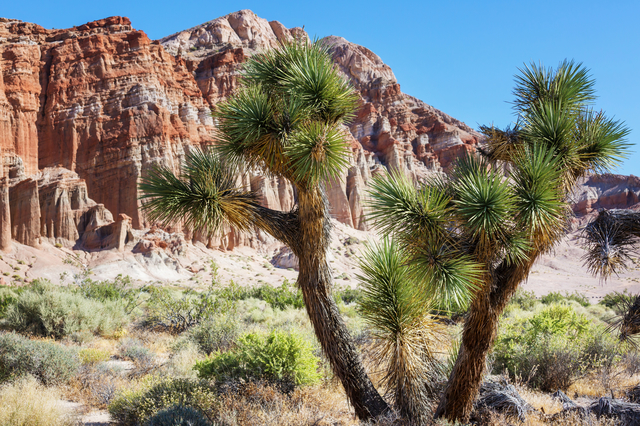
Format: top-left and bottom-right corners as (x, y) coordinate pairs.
(4, 0), (639, 176)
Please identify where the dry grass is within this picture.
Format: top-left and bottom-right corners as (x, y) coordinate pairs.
(570, 370), (640, 398)
(85, 335), (120, 354)
(475, 409), (618, 426)
(0, 376), (78, 426)
(214, 381), (365, 426)
(163, 340), (205, 379)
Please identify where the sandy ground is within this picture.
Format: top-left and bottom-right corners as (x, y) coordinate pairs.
(524, 232), (640, 300)
(1, 221), (638, 299)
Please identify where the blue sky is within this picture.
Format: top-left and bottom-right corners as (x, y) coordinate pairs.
(4, 0), (639, 176)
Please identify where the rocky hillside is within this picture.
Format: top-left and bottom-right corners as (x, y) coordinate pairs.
(0, 10), (637, 260)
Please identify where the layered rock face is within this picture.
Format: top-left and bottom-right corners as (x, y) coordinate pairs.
(1, 16), (213, 232)
(572, 174), (640, 215)
(0, 10), (483, 251)
(3, 10), (630, 256)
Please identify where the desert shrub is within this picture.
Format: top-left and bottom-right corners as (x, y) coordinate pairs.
(75, 363), (123, 408)
(165, 341), (204, 379)
(146, 405), (212, 426)
(2, 279), (127, 338)
(189, 314), (240, 354)
(332, 283), (362, 305)
(0, 332), (80, 385)
(215, 279), (303, 310)
(75, 274), (142, 314)
(508, 289), (539, 311)
(119, 338), (157, 375)
(194, 330), (321, 386)
(79, 347), (111, 365)
(541, 291), (590, 307)
(109, 377), (217, 426)
(493, 303), (618, 391)
(249, 279), (303, 310)
(145, 286), (235, 333)
(0, 286), (19, 318)
(0, 376), (77, 426)
(600, 289), (634, 314)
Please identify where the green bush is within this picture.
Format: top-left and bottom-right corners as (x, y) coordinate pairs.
(79, 348), (111, 365)
(145, 286), (235, 333)
(600, 289), (634, 314)
(119, 338), (153, 361)
(189, 314), (240, 355)
(109, 377), (216, 426)
(215, 280), (303, 310)
(194, 330), (321, 386)
(248, 279), (303, 310)
(0, 332), (80, 385)
(74, 274), (142, 314)
(145, 405), (212, 426)
(508, 289), (538, 311)
(540, 291), (590, 307)
(332, 284), (362, 305)
(493, 303), (618, 391)
(2, 279), (127, 338)
(0, 286), (19, 318)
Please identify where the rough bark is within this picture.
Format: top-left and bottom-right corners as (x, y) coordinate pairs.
(253, 187), (389, 419)
(434, 260), (534, 422)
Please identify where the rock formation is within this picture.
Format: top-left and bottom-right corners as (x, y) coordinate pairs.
(0, 10), (634, 255)
(0, 177), (10, 252)
(572, 174), (640, 215)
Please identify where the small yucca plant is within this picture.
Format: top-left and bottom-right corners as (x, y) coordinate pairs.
(357, 238), (445, 425)
(582, 209), (640, 281)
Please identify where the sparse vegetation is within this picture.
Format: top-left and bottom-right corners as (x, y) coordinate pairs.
(0, 332), (80, 385)
(2, 279), (128, 338)
(0, 376), (77, 426)
(109, 377), (217, 426)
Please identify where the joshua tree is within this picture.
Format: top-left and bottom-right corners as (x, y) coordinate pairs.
(368, 60), (630, 422)
(356, 238), (445, 425)
(139, 41), (389, 419)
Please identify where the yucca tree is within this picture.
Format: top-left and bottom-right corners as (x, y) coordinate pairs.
(357, 238), (445, 425)
(582, 208), (640, 280)
(139, 40), (389, 419)
(368, 60), (630, 422)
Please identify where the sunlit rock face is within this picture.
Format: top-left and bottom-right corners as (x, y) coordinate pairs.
(26, 10), (640, 253)
(572, 174), (640, 215)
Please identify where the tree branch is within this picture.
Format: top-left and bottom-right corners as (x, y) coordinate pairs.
(252, 205), (302, 253)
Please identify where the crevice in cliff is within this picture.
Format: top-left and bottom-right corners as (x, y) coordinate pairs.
(37, 45), (54, 168)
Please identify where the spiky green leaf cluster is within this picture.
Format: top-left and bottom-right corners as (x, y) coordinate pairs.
(139, 149), (259, 235)
(215, 40), (359, 189)
(357, 238), (444, 423)
(368, 149), (567, 307)
(485, 60), (630, 190)
(369, 59), (629, 309)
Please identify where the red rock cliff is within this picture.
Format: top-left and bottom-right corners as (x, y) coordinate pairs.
(3, 10), (630, 253)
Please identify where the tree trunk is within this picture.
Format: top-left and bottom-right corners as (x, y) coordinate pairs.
(293, 188), (389, 419)
(434, 260), (534, 422)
